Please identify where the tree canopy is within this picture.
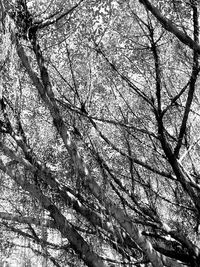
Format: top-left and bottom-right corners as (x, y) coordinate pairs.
(0, 0), (200, 266)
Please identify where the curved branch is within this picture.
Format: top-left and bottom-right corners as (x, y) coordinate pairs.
(33, 0), (84, 30)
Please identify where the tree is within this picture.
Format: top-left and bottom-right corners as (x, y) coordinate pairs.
(0, 0), (200, 266)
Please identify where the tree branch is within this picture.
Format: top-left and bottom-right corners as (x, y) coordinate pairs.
(0, 211), (55, 228)
(174, 1), (199, 157)
(139, 0), (200, 53)
(33, 0), (84, 30)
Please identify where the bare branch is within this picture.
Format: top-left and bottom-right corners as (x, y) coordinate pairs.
(0, 211), (55, 228)
(139, 0), (200, 53)
(34, 0), (84, 30)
